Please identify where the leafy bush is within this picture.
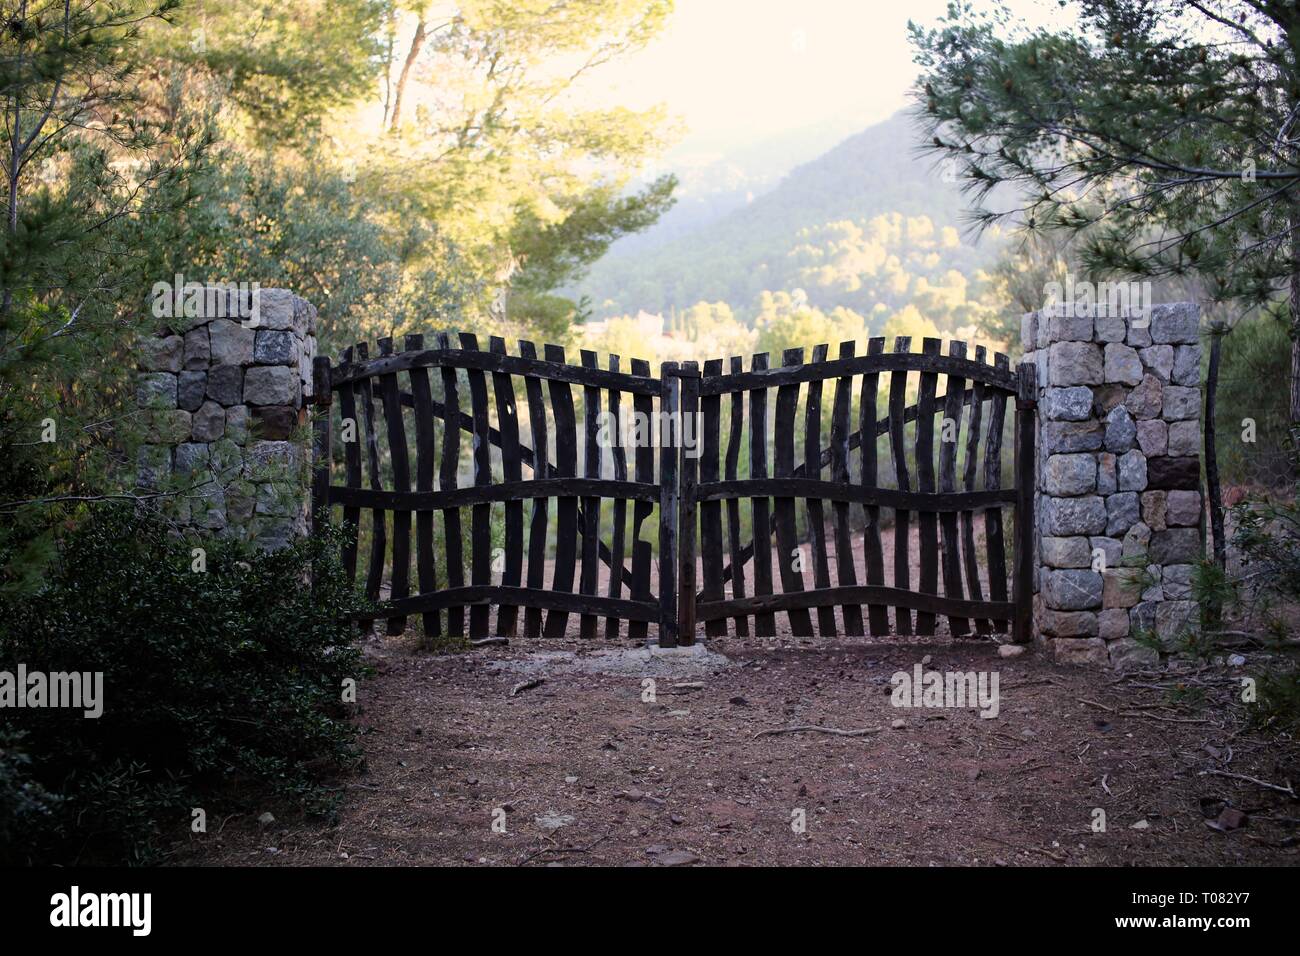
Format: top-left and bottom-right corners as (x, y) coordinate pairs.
(0, 506), (368, 864)
(1215, 311), (1293, 487)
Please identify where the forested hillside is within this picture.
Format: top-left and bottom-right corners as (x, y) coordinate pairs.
(576, 110), (1008, 328)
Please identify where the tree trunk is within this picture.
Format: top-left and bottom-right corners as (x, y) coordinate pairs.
(1205, 327), (1226, 569)
(388, 18), (427, 133)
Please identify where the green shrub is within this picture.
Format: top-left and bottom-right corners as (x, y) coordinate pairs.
(0, 506), (369, 864)
(1215, 311), (1293, 487)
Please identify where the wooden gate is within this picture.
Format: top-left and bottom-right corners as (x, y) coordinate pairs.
(311, 333), (680, 643)
(678, 336), (1035, 644)
(311, 333), (1035, 646)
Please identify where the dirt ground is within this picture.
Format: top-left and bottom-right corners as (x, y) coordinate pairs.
(177, 620), (1300, 867)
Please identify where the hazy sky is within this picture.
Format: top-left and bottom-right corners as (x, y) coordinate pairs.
(587, 0), (1068, 159)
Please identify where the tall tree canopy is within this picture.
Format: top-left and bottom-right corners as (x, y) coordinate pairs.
(911, 0), (1300, 418)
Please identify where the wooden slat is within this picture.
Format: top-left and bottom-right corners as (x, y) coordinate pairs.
(378, 337), (411, 635)
(627, 357), (655, 644)
(830, 341), (864, 635)
(460, 333), (492, 637)
(437, 331), (465, 637)
(362, 587), (659, 623)
(677, 362), (700, 645)
(578, 350), (602, 640)
(939, 340), (970, 636)
(335, 347), (661, 394)
(310, 356), (332, 536)
(749, 353), (776, 637)
(337, 346), (361, 584)
(774, 348), (814, 637)
(699, 358), (726, 637)
(803, 343), (836, 636)
(915, 338), (940, 635)
(724, 356), (749, 636)
(696, 586), (1015, 624)
(861, 337), (888, 634)
(697, 351), (1019, 396)
(658, 363), (680, 647)
(490, 336), (523, 636)
(331, 479), (657, 511)
(406, 333), (439, 639)
(888, 336), (912, 635)
(984, 351), (1011, 633)
(963, 345), (990, 634)
(357, 342), (387, 610)
(520, 340), (549, 638)
(605, 354), (629, 640)
(692, 481), (1015, 510)
(544, 343), (579, 639)
(1014, 362), (1037, 644)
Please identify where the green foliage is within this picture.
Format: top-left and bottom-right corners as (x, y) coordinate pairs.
(1214, 309), (1293, 487)
(0, 507), (369, 864)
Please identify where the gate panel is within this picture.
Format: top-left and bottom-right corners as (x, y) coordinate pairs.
(688, 336), (1027, 639)
(317, 335), (666, 640)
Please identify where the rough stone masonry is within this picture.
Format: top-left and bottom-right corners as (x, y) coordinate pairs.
(135, 287), (318, 550)
(1021, 303), (1204, 669)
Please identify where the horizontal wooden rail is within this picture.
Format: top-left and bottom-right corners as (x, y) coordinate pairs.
(695, 479), (1017, 511)
(354, 586), (659, 623)
(696, 586), (1015, 623)
(698, 352), (1016, 396)
(330, 479), (659, 512)
(333, 347), (660, 395)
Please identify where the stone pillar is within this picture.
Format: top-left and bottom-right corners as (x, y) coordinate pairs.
(135, 287), (318, 550)
(1021, 303), (1203, 668)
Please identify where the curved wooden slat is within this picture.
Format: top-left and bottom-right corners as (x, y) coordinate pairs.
(333, 347), (660, 395)
(888, 336), (912, 635)
(406, 333), (439, 639)
(861, 336), (888, 634)
(544, 343), (579, 639)
(626, 356), (656, 643)
(605, 354), (628, 640)
(804, 343), (836, 636)
(579, 350), (602, 640)
(915, 338), (940, 635)
(940, 339), (969, 636)
(962, 345), (990, 634)
(490, 336), (523, 636)
(520, 340), (549, 638)
(437, 331), (465, 637)
(724, 355), (749, 636)
(831, 340), (864, 636)
(359, 587), (659, 623)
(697, 350), (1018, 396)
(749, 353), (776, 637)
(697, 586), (1014, 624)
(984, 351), (1011, 634)
(336, 346), (362, 584)
(378, 336), (411, 635)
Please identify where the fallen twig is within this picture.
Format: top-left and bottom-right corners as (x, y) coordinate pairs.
(517, 835), (608, 866)
(509, 678), (545, 698)
(1200, 769), (1297, 799)
(753, 724), (881, 740)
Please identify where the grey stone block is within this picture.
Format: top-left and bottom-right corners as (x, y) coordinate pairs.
(1125, 373), (1164, 420)
(1104, 405), (1137, 453)
(1098, 608), (1131, 641)
(1171, 344), (1201, 386)
(1149, 303), (1200, 344)
(1042, 536), (1092, 568)
(1117, 449), (1147, 491)
(1039, 608), (1099, 638)
(1097, 452), (1117, 494)
(1162, 385), (1200, 421)
(1136, 419), (1167, 457)
(1155, 600), (1198, 645)
(244, 365), (300, 406)
(1149, 527), (1202, 564)
(1043, 569), (1104, 610)
(1102, 568), (1143, 609)
(254, 329), (296, 365)
(1141, 490), (1167, 532)
(252, 288), (296, 331)
(209, 319), (254, 366)
(1043, 386), (1093, 422)
(1110, 637), (1159, 670)
(140, 335), (183, 373)
(178, 371), (206, 412)
(207, 365), (243, 406)
(192, 400), (226, 442)
(1048, 341), (1103, 386)
(137, 372), (177, 409)
(1105, 491), (1140, 536)
(1121, 521), (1151, 560)
(1043, 420), (1104, 454)
(1045, 453), (1097, 496)
(183, 326), (210, 370)
(1043, 496), (1107, 536)
(1163, 564), (1195, 600)
(1166, 419), (1199, 457)
(1166, 490), (1202, 527)
(226, 405), (250, 445)
(1138, 344), (1174, 382)
(1095, 315), (1127, 342)
(1104, 342), (1143, 385)
(1053, 638), (1109, 665)
(1090, 536), (1122, 571)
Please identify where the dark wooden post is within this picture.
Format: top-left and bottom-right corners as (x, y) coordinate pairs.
(658, 363), (680, 648)
(311, 354), (333, 537)
(677, 362), (699, 646)
(1013, 361), (1037, 644)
